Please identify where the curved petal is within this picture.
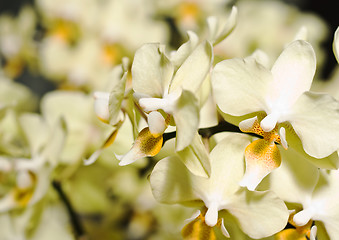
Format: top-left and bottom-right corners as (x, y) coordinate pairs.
(169, 41), (213, 94)
(207, 6), (238, 45)
(311, 170), (339, 240)
(118, 127), (163, 166)
(109, 69), (127, 125)
(263, 146), (319, 205)
(287, 92), (339, 159)
(173, 90), (199, 151)
(212, 57), (272, 116)
(177, 133), (211, 178)
(149, 156), (204, 204)
(227, 189), (289, 239)
(267, 40), (316, 111)
(333, 27), (339, 63)
(208, 134), (250, 196)
(132, 43), (174, 97)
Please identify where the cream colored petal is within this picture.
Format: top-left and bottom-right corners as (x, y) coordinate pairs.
(118, 127), (163, 166)
(333, 27), (339, 63)
(267, 40), (316, 111)
(207, 6), (238, 45)
(227, 189), (289, 239)
(173, 90), (199, 151)
(262, 146), (319, 205)
(169, 41), (213, 94)
(132, 43), (174, 97)
(287, 92), (339, 159)
(177, 133), (211, 178)
(109, 70), (127, 125)
(212, 57), (271, 116)
(150, 156), (203, 204)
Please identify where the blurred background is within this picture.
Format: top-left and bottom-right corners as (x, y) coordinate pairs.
(0, 0), (338, 239)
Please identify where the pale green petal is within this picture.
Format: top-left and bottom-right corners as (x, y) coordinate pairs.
(207, 6), (238, 45)
(287, 92), (339, 159)
(260, 146), (319, 205)
(0, 77), (37, 112)
(19, 113), (49, 156)
(283, 121), (339, 169)
(333, 27), (339, 63)
(173, 90), (199, 151)
(150, 156), (203, 204)
(109, 70), (127, 125)
(311, 170), (339, 239)
(226, 189), (289, 239)
(208, 134), (250, 196)
(177, 133), (211, 178)
(41, 91), (94, 129)
(212, 57), (271, 116)
(132, 43), (174, 97)
(40, 117), (67, 165)
(170, 31), (199, 69)
(169, 41), (213, 94)
(268, 40), (316, 111)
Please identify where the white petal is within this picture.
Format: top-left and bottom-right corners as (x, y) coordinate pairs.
(83, 149), (103, 166)
(169, 41), (213, 94)
(132, 43), (173, 97)
(177, 133), (211, 178)
(220, 218), (230, 238)
(227, 189), (289, 239)
(287, 92), (339, 158)
(293, 208), (315, 226)
(212, 57), (271, 116)
(334, 27), (339, 63)
(147, 111), (167, 137)
(267, 40), (316, 111)
(310, 225), (317, 240)
(149, 156), (203, 204)
(93, 91), (110, 122)
(205, 201), (219, 227)
(207, 6), (238, 45)
(173, 90), (199, 151)
(279, 127), (288, 149)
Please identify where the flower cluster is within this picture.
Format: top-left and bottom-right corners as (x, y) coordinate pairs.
(1, 0), (339, 239)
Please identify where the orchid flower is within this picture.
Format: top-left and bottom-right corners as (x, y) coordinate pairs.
(150, 134), (289, 239)
(260, 146), (339, 240)
(0, 113), (66, 212)
(212, 39), (339, 190)
(116, 37), (213, 167)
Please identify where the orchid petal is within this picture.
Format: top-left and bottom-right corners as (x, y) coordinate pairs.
(212, 57), (271, 116)
(93, 91), (110, 123)
(150, 156), (201, 204)
(108, 69), (127, 125)
(132, 43), (174, 97)
(310, 171), (339, 240)
(262, 146), (319, 205)
(333, 27), (339, 63)
(118, 127), (163, 166)
(287, 92), (339, 159)
(147, 111), (167, 138)
(239, 139), (281, 191)
(169, 41), (213, 94)
(170, 31), (199, 69)
(177, 133), (211, 178)
(227, 189), (289, 239)
(173, 90), (199, 151)
(207, 6), (238, 45)
(267, 40), (316, 111)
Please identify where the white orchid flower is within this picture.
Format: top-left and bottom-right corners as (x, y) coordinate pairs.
(150, 134), (289, 239)
(212, 40), (339, 190)
(116, 35), (213, 167)
(261, 147), (339, 240)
